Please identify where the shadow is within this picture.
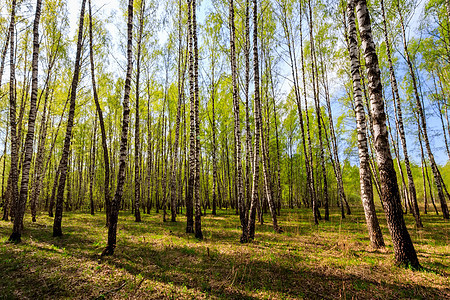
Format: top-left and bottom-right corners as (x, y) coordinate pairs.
(0, 209), (449, 299)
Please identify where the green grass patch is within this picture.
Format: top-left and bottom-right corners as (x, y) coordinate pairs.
(0, 207), (448, 299)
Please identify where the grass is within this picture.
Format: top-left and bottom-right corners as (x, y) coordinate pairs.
(0, 207), (449, 299)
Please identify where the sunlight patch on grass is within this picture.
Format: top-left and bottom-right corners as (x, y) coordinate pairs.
(0, 208), (449, 299)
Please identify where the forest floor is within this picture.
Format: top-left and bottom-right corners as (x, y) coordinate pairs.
(0, 207), (449, 299)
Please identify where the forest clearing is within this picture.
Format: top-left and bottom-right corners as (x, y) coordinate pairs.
(0, 208), (449, 299)
(1, 0), (450, 298)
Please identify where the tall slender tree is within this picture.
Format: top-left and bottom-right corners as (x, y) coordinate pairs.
(307, 0), (327, 221)
(88, 0), (111, 225)
(52, 0), (86, 237)
(396, 1), (449, 220)
(380, 0), (422, 227)
(134, 0), (146, 223)
(170, 0), (186, 222)
(3, 0), (18, 224)
(246, 0), (264, 242)
(192, 0), (202, 240)
(186, 0), (195, 234)
(278, 0), (313, 215)
(229, 0), (246, 235)
(355, 0), (419, 268)
(9, 0), (42, 242)
(345, 12), (386, 246)
(300, 0), (319, 224)
(102, 0), (134, 255)
(244, 0), (252, 216)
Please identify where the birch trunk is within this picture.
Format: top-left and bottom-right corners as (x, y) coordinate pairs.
(300, 0), (319, 223)
(4, 0), (18, 224)
(229, 0), (246, 234)
(381, 0), (422, 227)
(170, 0), (186, 221)
(88, 0), (111, 225)
(89, 116), (97, 215)
(308, 0), (327, 221)
(185, 0), (195, 234)
(244, 0), (252, 215)
(52, 0), (86, 237)
(245, 0), (262, 242)
(355, 0), (419, 268)
(193, 0), (202, 239)
(102, 0), (134, 255)
(397, 3), (449, 220)
(321, 55), (350, 217)
(9, 0), (42, 242)
(134, 0), (145, 223)
(347, 0), (384, 249)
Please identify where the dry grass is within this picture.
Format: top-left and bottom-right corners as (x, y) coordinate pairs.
(0, 207), (448, 299)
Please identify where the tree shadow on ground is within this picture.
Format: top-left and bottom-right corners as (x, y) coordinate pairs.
(0, 210), (449, 299)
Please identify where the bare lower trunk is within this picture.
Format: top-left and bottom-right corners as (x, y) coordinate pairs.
(89, 116), (97, 215)
(320, 52), (350, 217)
(30, 79), (51, 222)
(386, 110), (409, 214)
(1, 123), (8, 216)
(211, 74), (217, 216)
(416, 118), (438, 215)
(269, 67), (282, 216)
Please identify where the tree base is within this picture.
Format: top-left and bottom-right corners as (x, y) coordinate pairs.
(396, 260), (422, 271)
(366, 244), (386, 253)
(53, 229), (63, 237)
(8, 232), (21, 243)
(195, 232), (203, 240)
(240, 235), (249, 243)
(101, 245), (115, 256)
